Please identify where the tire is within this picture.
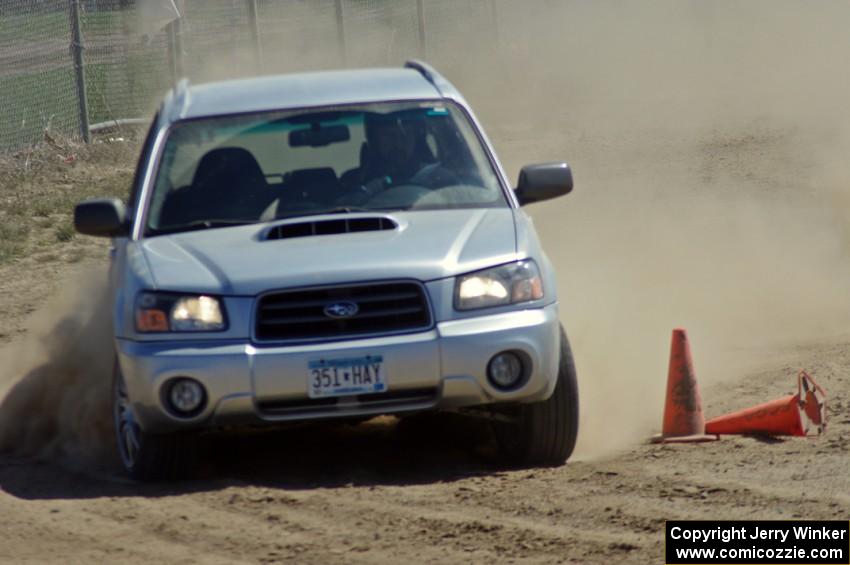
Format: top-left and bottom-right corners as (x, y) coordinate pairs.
(492, 324), (579, 466)
(112, 360), (198, 481)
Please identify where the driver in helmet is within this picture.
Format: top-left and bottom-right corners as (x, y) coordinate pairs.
(359, 112), (434, 192)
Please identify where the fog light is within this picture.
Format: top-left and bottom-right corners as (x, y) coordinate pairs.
(166, 378), (206, 416)
(487, 352), (524, 390)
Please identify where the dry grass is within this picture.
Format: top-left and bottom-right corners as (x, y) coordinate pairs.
(0, 132), (141, 266)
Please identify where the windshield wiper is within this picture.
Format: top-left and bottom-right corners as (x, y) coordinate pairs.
(275, 206), (403, 221)
(148, 219), (258, 236)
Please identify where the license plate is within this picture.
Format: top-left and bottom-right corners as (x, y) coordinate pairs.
(307, 355), (386, 398)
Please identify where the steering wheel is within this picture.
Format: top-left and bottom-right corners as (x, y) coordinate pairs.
(409, 162), (463, 189)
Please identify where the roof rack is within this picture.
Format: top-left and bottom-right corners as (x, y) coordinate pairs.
(169, 78), (191, 122)
(404, 60), (445, 95)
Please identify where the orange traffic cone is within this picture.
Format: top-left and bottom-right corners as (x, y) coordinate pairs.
(705, 370), (827, 437)
(652, 328), (718, 443)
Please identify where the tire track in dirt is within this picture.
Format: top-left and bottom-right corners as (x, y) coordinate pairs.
(191, 480), (638, 563)
(0, 481), (243, 564)
(81, 490), (322, 565)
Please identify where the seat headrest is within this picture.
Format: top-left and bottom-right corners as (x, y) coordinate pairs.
(193, 147), (266, 188)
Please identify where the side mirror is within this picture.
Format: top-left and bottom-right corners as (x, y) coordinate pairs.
(74, 198), (130, 237)
(515, 162), (573, 206)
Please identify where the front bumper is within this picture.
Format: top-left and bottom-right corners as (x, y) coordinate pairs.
(116, 303), (560, 433)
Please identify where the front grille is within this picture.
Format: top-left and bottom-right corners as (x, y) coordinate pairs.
(255, 281), (431, 342)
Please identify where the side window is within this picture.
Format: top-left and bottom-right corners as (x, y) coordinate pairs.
(128, 112), (160, 212)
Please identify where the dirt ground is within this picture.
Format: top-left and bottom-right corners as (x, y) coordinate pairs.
(0, 370), (847, 565)
(3, 2), (850, 564)
(0, 124), (847, 564)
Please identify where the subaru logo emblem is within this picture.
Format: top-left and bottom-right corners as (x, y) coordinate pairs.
(323, 301), (359, 319)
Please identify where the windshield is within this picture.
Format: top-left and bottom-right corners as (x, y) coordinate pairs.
(145, 101), (507, 235)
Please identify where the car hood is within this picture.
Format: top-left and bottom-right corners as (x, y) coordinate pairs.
(139, 208), (518, 295)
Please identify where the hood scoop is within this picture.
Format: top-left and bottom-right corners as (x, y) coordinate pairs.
(265, 216), (398, 241)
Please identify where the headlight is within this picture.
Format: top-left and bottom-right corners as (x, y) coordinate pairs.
(135, 292), (227, 333)
(455, 260), (544, 311)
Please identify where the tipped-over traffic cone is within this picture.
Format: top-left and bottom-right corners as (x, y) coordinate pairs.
(705, 370), (827, 437)
(652, 328), (718, 443)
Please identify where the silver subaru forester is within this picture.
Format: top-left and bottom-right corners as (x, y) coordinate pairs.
(75, 61), (578, 481)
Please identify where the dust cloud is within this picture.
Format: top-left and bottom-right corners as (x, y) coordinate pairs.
(3, 1), (850, 465)
(467, 0), (850, 457)
(0, 267), (114, 468)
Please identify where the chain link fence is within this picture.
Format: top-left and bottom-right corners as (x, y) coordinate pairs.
(0, 0), (519, 152)
(1, 0), (79, 148)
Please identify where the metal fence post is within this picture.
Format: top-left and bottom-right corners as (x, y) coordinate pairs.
(167, 20), (176, 83)
(174, 16), (184, 79)
(490, 0), (500, 53)
(246, 0), (264, 73)
(335, 0), (347, 67)
(167, 17), (184, 84)
(416, 0), (427, 59)
(69, 0), (90, 142)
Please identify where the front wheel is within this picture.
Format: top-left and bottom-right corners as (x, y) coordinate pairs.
(113, 361), (198, 481)
(492, 324), (579, 466)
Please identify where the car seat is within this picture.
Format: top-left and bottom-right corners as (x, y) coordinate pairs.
(159, 147), (272, 227)
(284, 167), (340, 206)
